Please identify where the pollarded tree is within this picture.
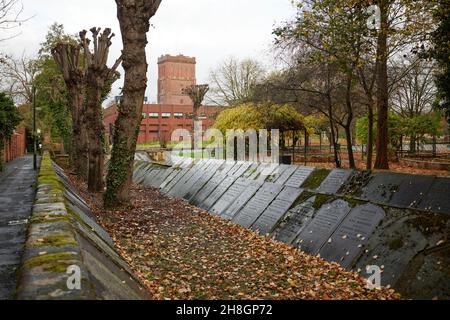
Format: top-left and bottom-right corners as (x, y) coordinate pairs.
(182, 84), (209, 150)
(80, 28), (122, 192)
(182, 84), (209, 123)
(52, 42), (89, 178)
(105, 0), (161, 207)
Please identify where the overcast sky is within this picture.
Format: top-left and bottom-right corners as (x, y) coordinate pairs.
(2, 0), (295, 104)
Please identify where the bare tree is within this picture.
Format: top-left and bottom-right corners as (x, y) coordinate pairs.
(80, 28), (122, 193)
(390, 59), (436, 117)
(105, 0), (161, 207)
(0, 0), (27, 42)
(0, 53), (37, 104)
(390, 58), (437, 152)
(209, 57), (265, 106)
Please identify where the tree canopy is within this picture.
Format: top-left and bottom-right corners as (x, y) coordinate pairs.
(214, 103), (308, 133)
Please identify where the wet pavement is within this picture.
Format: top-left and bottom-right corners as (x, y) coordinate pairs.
(0, 156), (37, 300)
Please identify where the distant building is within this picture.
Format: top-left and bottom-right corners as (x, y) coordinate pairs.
(103, 54), (222, 144)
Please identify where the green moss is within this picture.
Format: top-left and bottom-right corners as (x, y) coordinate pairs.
(388, 237), (405, 250)
(35, 197), (65, 204)
(312, 194), (334, 210)
(30, 216), (71, 225)
(339, 171), (372, 197)
(406, 214), (449, 236)
(293, 191), (315, 207)
(66, 207), (91, 229)
(342, 196), (366, 208)
(24, 252), (78, 273)
(301, 168), (330, 189)
(291, 191), (334, 210)
(34, 234), (77, 248)
(36, 155), (65, 196)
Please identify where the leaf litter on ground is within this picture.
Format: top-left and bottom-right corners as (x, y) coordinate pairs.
(68, 174), (400, 300)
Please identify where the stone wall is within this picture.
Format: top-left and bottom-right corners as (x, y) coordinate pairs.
(133, 157), (450, 299)
(17, 154), (147, 300)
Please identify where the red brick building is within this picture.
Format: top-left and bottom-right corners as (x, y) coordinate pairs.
(103, 54), (223, 144)
(2, 127), (26, 163)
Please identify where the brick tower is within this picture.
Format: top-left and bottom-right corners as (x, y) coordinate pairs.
(157, 54), (196, 105)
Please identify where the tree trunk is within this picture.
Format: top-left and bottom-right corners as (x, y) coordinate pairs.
(85, 75), (105, 192)
(344, 124), (355, 169)
(374, 0), (390, 170)
(366, 102), (374, 170)
(0, 142), (4, 171)
(409, 135), (417, 154)
(105, 0), (161, 207)
(327, 97), (341, 168)
(52, 43), (88, 180)
(192, 105), (199, 153)
(344, 73), (356, 169)
(68, 85), (88, 180)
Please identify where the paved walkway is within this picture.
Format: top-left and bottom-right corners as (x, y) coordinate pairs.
(0, 156), (37, 300)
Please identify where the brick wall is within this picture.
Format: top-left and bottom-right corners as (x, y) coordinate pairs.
(104, 104), (222, 144)
(2, 127), (26, 163)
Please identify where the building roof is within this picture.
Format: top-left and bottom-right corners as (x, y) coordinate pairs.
(157, 54), (196, 65)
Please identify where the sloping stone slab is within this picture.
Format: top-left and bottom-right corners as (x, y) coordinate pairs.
(247, 163), (273, 181)
(199, 175), (239, 211)
(76, 232), (145, 300)
(67, 201), (114, 247)
(183, 168), (220, 202)
(272, 165), (298, 185)
(160, 160), (195, 192)
(230, 161), (253, 178)
(143, 165), (173, 188)
(168, 160), (212, 197)
(175, 160), (217, 199)
(416, 177), (450, 214)
(352, 208), (437, 289)
(273, 196), (316, 245)
(285, 166), (315, 188)
(217, 161), (237, 175)
(251, 186), (304, 235)
(360, 172), (406, 204)
(220, 180), (263, 221)
(242, 163), (260, 179)
(133, 163), (156, 185)
(389, 175), (435, 209)
(210, 178), (248, 216)
(295, 199), (351, 255)
(190, 173), (227, 207)
(395, 246), (450, 300)
(227, 161), (245, 176)
(232, 182), (283, 228)
(162, 160), (201, 194)
(319, 203), (385, 268)
(317, 169), (353, 194)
